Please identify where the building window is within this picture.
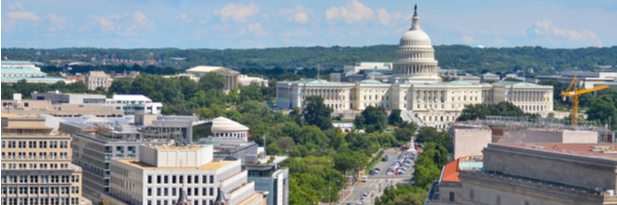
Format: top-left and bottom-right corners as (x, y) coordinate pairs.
(469, 190), (474, 200)
(164, 176), (168, 184)
(202, 188), (207, 196)
(172, 175), (177, 184)
(147, 175), (152, 184)
(449, 192), (454, 201)
(157, 188), (161, 196)
(202, 176), (207, 184)
(496, 196), (501, 205)
(157, 175), (161, 184)
(209, 175), (214, 183)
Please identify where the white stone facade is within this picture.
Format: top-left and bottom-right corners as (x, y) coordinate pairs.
(275, 9), (554, 128)
(85, 71), (113, 91)
(109, 145), (258, 205)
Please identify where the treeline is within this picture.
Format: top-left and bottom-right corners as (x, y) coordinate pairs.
(3, 45), (617, 76)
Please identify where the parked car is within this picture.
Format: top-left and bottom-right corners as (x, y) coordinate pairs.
(382, 157), (389, 162)
(361, 177), (368, 182)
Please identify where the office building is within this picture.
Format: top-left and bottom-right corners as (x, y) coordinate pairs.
(107, 145), (265, 205)
(60, 119), (171, 203)
(425, 156), (483, 205)
(459, 143), (617, 205)
(1, 114), (84, 205)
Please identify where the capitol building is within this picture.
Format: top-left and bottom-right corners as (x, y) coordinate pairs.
(276, 7), (554, 129)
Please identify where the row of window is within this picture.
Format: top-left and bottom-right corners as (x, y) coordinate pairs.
(1, 175), (79, 184)
(147, 187), (215, 197)
(147, 199), (213, 205)
(2, 163), (70, 170)
(2, 152), (67, 160)
(2, 186), (79, 195)
(2, 197), (80, 205)
(2, 141), (68, 149)
(148, 175), (215, 185)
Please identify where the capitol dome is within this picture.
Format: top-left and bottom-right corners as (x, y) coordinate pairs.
(389, 5), (440, 83)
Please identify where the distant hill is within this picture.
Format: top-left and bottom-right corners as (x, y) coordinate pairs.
(2, 45), (617, 76)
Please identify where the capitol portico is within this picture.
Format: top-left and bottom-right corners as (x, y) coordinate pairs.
(276, 6), (553, 129)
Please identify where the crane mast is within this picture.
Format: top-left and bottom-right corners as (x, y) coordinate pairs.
(560, 76), (609, 126)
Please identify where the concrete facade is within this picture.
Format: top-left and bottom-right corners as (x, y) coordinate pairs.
(85, 71), (113, 91)
(1, 115), (84, 205)
(453, 126), (492, 159)
(108, 145), (263, 205)
(459, 143), (617, 205)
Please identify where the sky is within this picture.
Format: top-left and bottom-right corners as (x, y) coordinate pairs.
(1, 0), (616, 49)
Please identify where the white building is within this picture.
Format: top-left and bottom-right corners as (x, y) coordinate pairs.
(343, 62), (393, 73)
(106, 95), (163, 115)
(1, 60), (41, 70)
(108, 145), (264, 205)
(276, 7), (554, 129)
(237, 75), (269, 87)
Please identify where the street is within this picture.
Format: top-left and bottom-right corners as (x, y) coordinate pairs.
(340, 150), (415, 205)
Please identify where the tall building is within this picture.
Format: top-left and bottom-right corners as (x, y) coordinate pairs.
(1, 114), (84, 205)
(60, 119), (171, 203)
(2, 93), (123, 117)
(275, 7), (554, 129)
(459, 143), (617, 205)
(107, 145), (265, 205)
(85, 71), (113, 91)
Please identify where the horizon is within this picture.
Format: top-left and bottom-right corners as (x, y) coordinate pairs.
(2, 0), (616, 49)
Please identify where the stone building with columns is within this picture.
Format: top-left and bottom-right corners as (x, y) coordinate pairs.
(276, 7), (554, 129)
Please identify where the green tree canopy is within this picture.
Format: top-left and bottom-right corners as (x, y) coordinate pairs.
(302, 95), (333, 130)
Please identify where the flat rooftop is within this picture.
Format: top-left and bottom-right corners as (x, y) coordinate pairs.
(441, 156), (483, 183)
(148, 145), (207, 150)
(501, 143), (617, 158)
(116, 159), (234, 170)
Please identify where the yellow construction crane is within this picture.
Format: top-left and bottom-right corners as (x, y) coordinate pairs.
(560, 76), (609, 126)
(49, 59), (77, 67)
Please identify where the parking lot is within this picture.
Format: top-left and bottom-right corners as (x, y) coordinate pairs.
(340, 150), (415, 205)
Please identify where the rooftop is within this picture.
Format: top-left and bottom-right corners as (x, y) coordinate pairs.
(116, 158), (234, 170)
(109, 94), (152, 102)
(500, 143), (617, 159)
(492, 81), (540, 86)
(441, 156), (483, 183)
(1, 68), (45, 74)
(148, 145), (206, 150)
(1, 60), (34, 65)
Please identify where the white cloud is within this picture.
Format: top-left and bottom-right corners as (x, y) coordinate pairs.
(8, 2), (24, 10)
(283, 28), (312, 38)
(196, 30), (208, 39)
(325, 0), (375, 24)
(375, 8), (404, 26)
(527, 19), (602, 46)
(279, 5), (311, 24)
(215, 3), (260, 22)
(47, 14), (67, 31)
(117, 25), (138, 36)
(133, 12), (148, 25)
(6, 11), (39, 21)
(462, 36), (475, 44)
(99, 17), (115, 31)
(248, 23), (268, 37)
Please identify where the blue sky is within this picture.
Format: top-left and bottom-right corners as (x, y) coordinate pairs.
(1, 0), (616, 49)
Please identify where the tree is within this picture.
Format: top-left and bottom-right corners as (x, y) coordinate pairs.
(394, 128), (414, 144)
(586, 98), (617, 129)
(457, 104), (490, 121)
(457, 101), (524, 121)
(302, 96), (333, 130)
(266, 143), (282, 155)
(276, 137), (296, 154)
(356, 106), (388, 133)
(198, 72), (226, 91)
(388, 109), (403, 126)
(416, 127), (440, 143)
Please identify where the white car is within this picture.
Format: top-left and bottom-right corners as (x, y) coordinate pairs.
(361, 177), (368, 182)
(387, 171), (394, 175)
